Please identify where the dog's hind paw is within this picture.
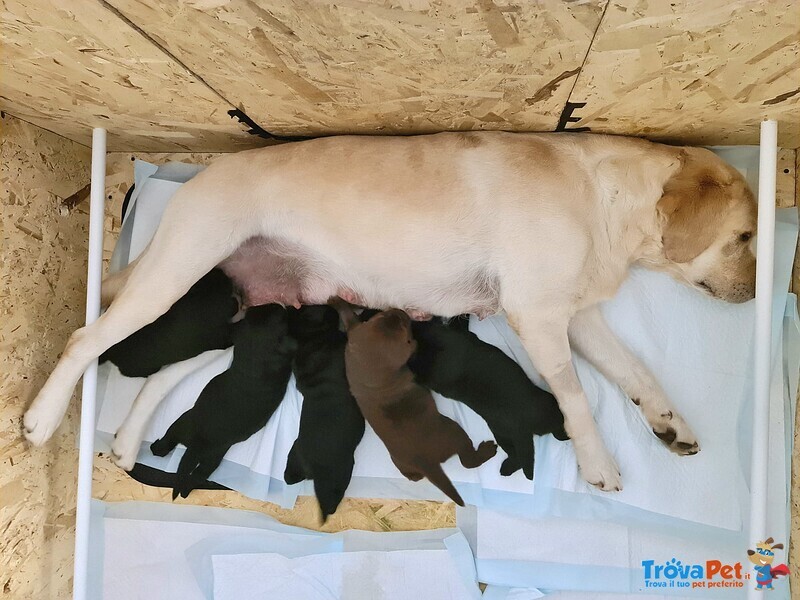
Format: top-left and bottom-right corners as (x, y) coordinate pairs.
(476, 440), (498, 460)
(23, 401), (66, 447)
(111, 430), (142, 471)
(651, 411), (700, 456)
(500, 457), (521, 477)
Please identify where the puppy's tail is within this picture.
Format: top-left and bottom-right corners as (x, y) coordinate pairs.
(423, 462), (464, 506)
(328, 296), (359, 331)
(314, 467), (352, 523)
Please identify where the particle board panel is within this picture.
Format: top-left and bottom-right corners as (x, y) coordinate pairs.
(567, 0), (800, 148)
(0, 0), (261, 151)
(104, 0), (607, 136)
(0, 113), (91, 600)
(777, 148), (796, 209)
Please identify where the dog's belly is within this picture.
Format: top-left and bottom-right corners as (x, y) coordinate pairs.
(219, 236), (500, 316)
(220, 237), (329, 307)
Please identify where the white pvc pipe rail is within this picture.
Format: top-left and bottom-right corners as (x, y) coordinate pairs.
(72, 128), (106, 600)
(746, 119), (778, 600)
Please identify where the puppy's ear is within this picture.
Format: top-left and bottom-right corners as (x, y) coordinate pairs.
(764, 537), (774, 544)
(658, 149), (732, 264)
(771, 543), (784, 550)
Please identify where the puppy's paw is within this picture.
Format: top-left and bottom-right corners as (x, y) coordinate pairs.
(476, 440), (498, 460)
(149, 437), (173, 457)
(23, 397), (67, 446)
(650, 410), (700, 456)
(499, 457), (521, 477)
(574, 441), (622, 492)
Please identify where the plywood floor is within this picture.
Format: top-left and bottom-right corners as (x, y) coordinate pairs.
(1, 115), (799, 598)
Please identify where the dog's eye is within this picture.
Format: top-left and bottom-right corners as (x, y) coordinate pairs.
(739, 232), (753, 243)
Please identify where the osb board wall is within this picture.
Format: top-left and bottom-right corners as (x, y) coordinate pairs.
(1, 0), (798, 150)
(569, 0), (800, 147)
(103, 0), (604, 135)
(0, 0), (258, 151)
(0, 114), (91, 599)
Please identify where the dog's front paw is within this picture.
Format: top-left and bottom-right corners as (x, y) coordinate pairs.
(651, 410), (700, 456)
(111, 427), (143, 471)
(574, 440), (622, 492)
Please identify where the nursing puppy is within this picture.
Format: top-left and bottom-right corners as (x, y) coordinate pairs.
(283, 305), (365, 521)
(100, 268), (236, 377)
(339, 304), (496, 506)
(407, 317), (569, 480)
(27, 132), (759, 491)
(150, 304), (295, 498)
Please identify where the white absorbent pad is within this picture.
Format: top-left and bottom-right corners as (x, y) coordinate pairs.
(89, 500), (479, 600)
(458, 299), (800, 598)
(96, 149), (795, 533)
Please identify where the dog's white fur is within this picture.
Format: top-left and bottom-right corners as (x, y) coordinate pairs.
(24, 132), (757, 490)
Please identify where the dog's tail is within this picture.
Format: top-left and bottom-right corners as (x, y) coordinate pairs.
(314, 464), (354, 523)
(422, 462), (464, 506)
(328, 296), (359, 331)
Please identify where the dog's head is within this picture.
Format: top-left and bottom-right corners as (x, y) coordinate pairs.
(747, 538), (783, 566)
(288, 305), (340, 339)
(656, 147), (757, 303)
(350, 308), (416, 370)
(236, 304), (296, 355)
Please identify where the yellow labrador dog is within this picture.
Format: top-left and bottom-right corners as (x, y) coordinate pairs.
(24, 132), (756, 491)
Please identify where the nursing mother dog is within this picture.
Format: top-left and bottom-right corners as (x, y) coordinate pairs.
(23, 132), (757, 492)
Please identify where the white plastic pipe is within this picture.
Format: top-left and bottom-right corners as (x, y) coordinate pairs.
(746, 120), (777, 600)
(72, 128), (106, 600)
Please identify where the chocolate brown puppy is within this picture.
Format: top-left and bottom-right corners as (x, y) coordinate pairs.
(337, 303), (496, 506)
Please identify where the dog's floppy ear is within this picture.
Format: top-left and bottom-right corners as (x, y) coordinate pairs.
(658, 149), (732, 264)
(764, 537), (774, 545)
(771, 543), (784, 550)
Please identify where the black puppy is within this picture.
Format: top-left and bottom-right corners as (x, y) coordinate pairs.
(284, 305), (365, 521)
(407, 317), (569, 479)
(100, 268), (237, 377)
(150, 304), (296, 498)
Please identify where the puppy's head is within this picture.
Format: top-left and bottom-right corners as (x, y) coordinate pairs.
(656, 147), (757, 303)
(236, 304), (295, 355)
(288, 305), (340, 339)
(350, 309), (416, 370)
